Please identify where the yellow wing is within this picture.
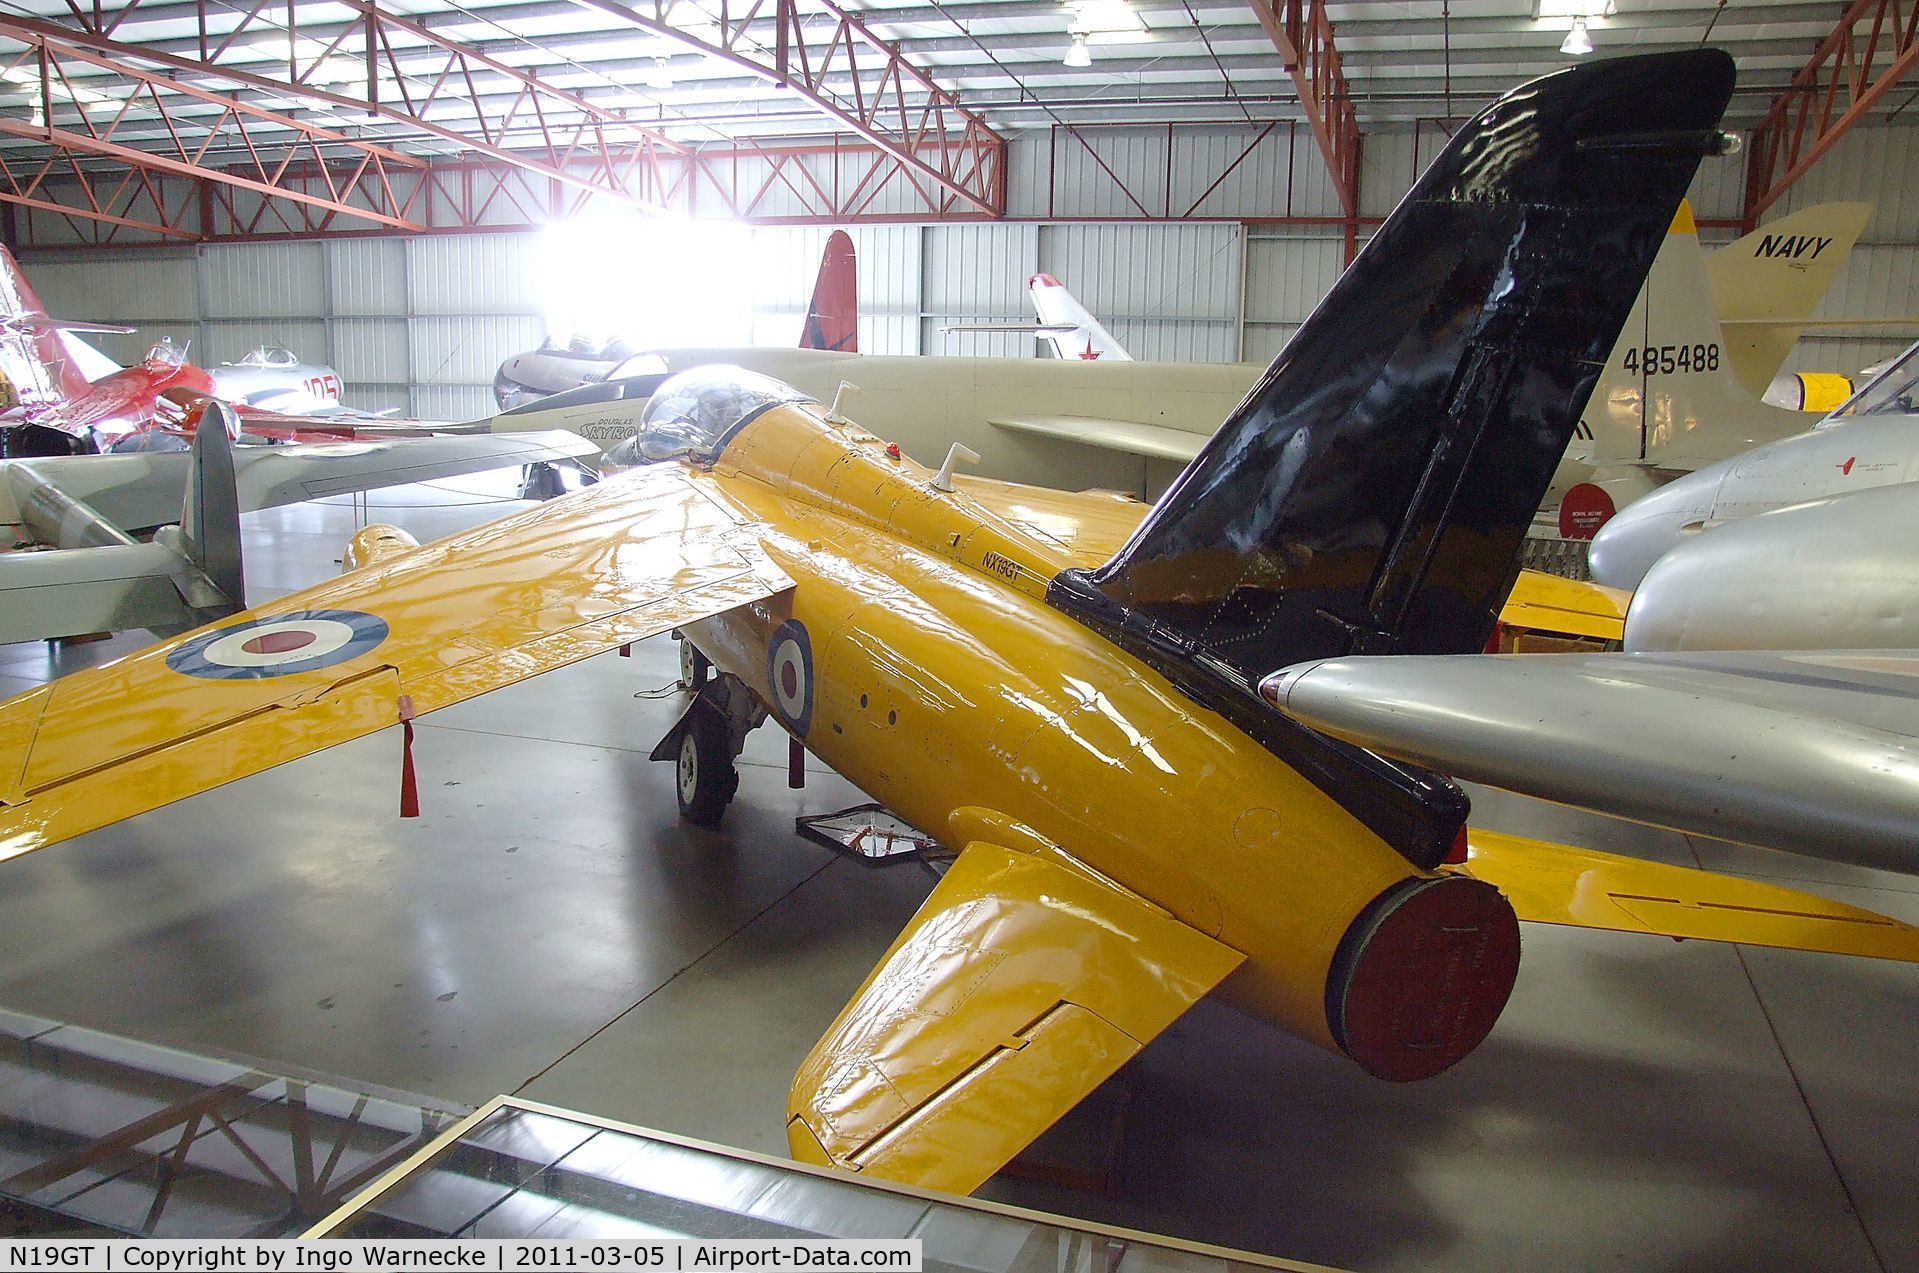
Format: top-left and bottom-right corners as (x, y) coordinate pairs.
(787, 841), (1243, 1195)
(0, 465), (790, 859)
(1458, 830), (1919, 963)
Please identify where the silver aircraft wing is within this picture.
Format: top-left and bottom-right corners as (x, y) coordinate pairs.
(1260, 650), (1919, 874)
(225, 430), (596, 505)
(0, 542), (215, 643)
(1, 429), (598, 642)
(6, 430), (596, 536)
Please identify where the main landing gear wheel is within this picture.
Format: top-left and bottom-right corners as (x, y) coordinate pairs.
(676, 708), (738, 828)
(679, 638), (711, 691)
(652, 672), (761, 827)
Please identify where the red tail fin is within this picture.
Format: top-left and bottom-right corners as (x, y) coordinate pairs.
(799, 230), (857, 353)
(0, 245), (93, 408)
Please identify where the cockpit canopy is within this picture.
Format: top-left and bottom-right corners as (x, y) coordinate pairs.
(540, 333), (643, 363)
(239, 346), (299, 368)
(607, 352), (668, 382)
(145, 338), (186, 369)
(619, 366), (809, 466)
(1830, 339), (1919, 421)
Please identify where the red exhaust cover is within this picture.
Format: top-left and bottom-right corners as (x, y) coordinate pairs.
(1327, 875), (1521, 1081)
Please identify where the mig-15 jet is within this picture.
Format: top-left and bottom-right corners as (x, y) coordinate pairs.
(6, 51), (1916, 1197)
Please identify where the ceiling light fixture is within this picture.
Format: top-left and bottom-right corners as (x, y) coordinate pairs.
(1560, 17), (1593, 54)
(641, 57), (674, 89)
(1063, 32), (1091, 66)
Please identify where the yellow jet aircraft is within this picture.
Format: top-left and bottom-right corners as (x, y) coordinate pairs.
(2, 51), (1913, 1197)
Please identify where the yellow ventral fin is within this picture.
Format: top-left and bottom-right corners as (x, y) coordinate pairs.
(1459, 829), (1919, 963)
(787, 841), (1243, 1196)
(1498, 570), (1630, 643)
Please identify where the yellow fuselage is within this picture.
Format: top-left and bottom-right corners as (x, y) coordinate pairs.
(686, 402), (1429, 1052)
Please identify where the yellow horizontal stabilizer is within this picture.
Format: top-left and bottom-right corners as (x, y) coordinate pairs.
(1459, 829), (1919, 963)
(788, 841), (1243, 1195)
(1499, 569), (1629, 642)
(0, 465), (791, 860)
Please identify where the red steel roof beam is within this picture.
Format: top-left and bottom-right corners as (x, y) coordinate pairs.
(565, 0), (1005, 217)
(1742, 0), (1919, 226)
(0, 31), (427, 232)
(8, 2), (681, 216)
(1246, 0), (1359, 255)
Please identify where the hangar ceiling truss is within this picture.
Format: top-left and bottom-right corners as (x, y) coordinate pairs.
(0, 2), (682, 241)
(0, 22), (429, 241)
(1742, 0), (1919, 224)
(7, 1), (1895, 246)
(0, 0), (1005, 242)
(1243, 0), (1358, 255)
(567, 0), (1007, 218)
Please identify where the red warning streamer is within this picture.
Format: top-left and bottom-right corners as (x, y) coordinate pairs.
(398, 694), (421, 819)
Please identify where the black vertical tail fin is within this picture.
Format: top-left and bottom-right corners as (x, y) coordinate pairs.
(1056, 50), (1734, 674)
(1050, 50), (1735, 866)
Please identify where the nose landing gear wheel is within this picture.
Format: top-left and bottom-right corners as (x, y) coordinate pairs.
(676, 708), (738, 828)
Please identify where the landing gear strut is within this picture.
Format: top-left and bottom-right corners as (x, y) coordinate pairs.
(651, 671), (764, 829)
(518, 460), (598, 501)
(518, 462), (567, 501)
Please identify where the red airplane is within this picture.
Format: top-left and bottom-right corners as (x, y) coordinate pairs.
(0, 247), (360, 458)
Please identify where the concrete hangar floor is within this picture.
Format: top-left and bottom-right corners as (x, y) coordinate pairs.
(0, 473), (1913, 1273)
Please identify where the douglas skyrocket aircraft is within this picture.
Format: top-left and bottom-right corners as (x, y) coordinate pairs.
(3, 51), (1916, 1195)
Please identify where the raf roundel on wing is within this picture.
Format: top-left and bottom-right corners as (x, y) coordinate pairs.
(166, 609), (390, 680)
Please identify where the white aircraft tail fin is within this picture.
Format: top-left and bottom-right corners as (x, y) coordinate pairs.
(0, 245), (97, 417)
(1027, 274), (1132, 361)
(1587, 201), (1811, 472)
(1707, 201), (1871, 396)
(57, 330), (122, 384)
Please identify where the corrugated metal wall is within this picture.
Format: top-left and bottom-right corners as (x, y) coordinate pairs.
(921, 222), (1040, 359)
(18, 121), (1918, 419)
(329, 238), (410, 410)
(1003, 123), (1346, 221)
